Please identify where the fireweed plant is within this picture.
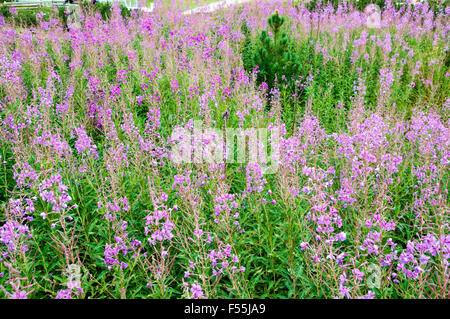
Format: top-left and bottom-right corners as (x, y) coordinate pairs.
(0, 0), (448, 299)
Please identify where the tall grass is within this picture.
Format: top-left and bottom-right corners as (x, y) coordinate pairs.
(0, 0), (448, 298)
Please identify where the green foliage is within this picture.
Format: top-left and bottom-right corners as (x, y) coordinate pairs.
(80, 1), (131, 21)
(304, 0), (386, 11)
(0, 5), (54, 27)
(57, 6), (68, 25)
(0, 4), (9, 18)
(302, 0), (447, 15)
(0, 146), (14, 203)
(240, 19), (255, 74)
(241, 11), (301, 102)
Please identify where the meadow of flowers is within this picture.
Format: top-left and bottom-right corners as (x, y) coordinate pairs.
(0, 0), (448, 299)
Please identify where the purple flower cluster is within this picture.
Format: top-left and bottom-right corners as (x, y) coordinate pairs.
(72, 127), (99, 159)
(246, 162), (266, 193)
(208, 243), (243, 277)
(38, 174), (72, 216)
(144, 193), (175, 245)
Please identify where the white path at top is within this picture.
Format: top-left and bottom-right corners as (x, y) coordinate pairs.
(136, 0), (253, 14)
(183, 0), (253, 15)
(141, 3), (154, 12)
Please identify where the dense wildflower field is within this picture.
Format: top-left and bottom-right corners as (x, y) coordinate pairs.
(0, 0), (449, 299)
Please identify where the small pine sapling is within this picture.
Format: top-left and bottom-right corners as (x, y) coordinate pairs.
(241, 11), (301, 108)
